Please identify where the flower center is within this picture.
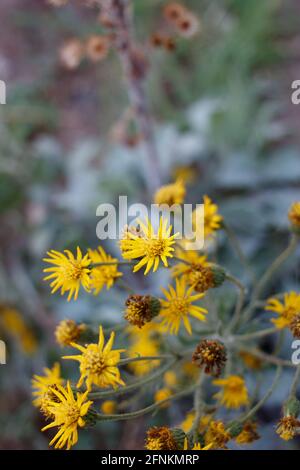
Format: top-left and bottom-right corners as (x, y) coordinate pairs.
(83, 348), (107, 374)
(146, 239), (167, 257)
(63, 261), (84, 281)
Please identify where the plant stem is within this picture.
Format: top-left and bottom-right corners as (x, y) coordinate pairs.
(235, 327), (278, 341)
(89, 358), (177, 399)
(223, 222), (256, 283)
(243, 234), (299, 322)
(290, 366), (300, 397)
(225, 273), (247, 333)
(239, 366), (282, 424)
(191, 372), (206, 438)
(95, 384), (196, 421)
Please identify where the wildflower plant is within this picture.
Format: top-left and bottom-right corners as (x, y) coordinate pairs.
(32, 0), (300, 451)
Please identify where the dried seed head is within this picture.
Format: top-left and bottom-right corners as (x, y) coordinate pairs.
(192, 339), (227, 377)
(55, 319), (86, 347)
(145, 426), (185, 450)
(125, 295), (161, 328)
(188, 264), (225, 293)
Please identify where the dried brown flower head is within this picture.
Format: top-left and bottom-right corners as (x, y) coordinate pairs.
(235, 421), (260, 444)
(55, 319), (86, 347)
(188, 264), (225, 293)
(289, 314), (300, 338)
(192, 339), (227, 377)
(145, 426), (184, 450)
(125, 295), (161, 328)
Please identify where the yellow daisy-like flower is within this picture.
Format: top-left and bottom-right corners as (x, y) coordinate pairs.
(288, 201), (300, 229)
(172, 245), (209, 281)
(213, 375), (249, 409)
(100, 400), (117, 415)
(205, 420), (231, 449)
(42, 381), (93, 450)
(0, 306), (37, 354)
(193, 195), (223, 239)
(120, 217), (178, 275)
(154, 387), (173, 408)
(127, 323), (161, 376)
(32, 363), (64, 409)
(63, 326), (125, 391)
(154, 179), (186, 206)
(43, 247), (91, 301)
(276, 416), (300, 441)
(265, 292), (300, 329)
(88, 246), (122, 294)
(159, 277), (208, 335)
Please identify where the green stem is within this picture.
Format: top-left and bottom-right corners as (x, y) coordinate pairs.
(95, 384), (196, 422)
(239, 366), (282, 424)
(223, 222), (255, 283)
(243, 234), (298, 322)
(235, 327), (278, 341)
(191, 372), (206, 438)
(235, 346), (296, 368)
(290, 366), (300, 397)
(89, 358), (177, 399)
(118, 354), (173, 366)
(225, 274), (247, 333)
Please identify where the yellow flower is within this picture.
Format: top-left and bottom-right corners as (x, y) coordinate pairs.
(154, 387), (173, 408)
(205, 420), (231, 449)
(265, 292), (300, 329)
(55, 319), (86, 347)
(164, 370), (177, 387)
(276, 416), (300, 441)
(63, 326), (125, 391)
(172, 245), (209, 281)
(180, 411), (195, 433)
(154, 179), (186, 206)
(183, 438), (212, 450)
(213, 375), (249, 409)
(145, 426), (178, 450)
(100, 400), (116, 415)
(127, 323), (161, 376)
(0, 306), (37, 354)
(32, 363), (64, 409)
(159, 277), (208, 335)
(193, 195), (223, 239)
(288, 202), (300, 229)
(120, 217), (178, 275)
(88, 246), (122, 294)
(42, 381), (93, 450)
(43, 247), (91, 301)
(235, 421), (260, 445)
(172, 165), (195, 185)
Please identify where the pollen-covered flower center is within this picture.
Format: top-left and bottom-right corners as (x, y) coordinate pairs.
(283, 306), (299, 320)
(146, 239), (167, 257)
(83, 348), (108, 374)
(64, 403), (81, 425)
(169, 297), (189, 315)
(62, 261), (85, 281)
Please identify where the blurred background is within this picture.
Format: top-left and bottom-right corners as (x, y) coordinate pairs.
(0, 0), (300, 449)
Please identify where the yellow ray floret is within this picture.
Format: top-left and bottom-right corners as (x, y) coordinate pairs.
(120, 217), (178, 275)
(88, 246), (123, 294)
(159, 277), (208, 335)
(63, 326), (125, 391)
(43, 247), (91, 301)
(213, 375), (249, 409)
(42, 381), (93, 450)
(265, 292), (300, 329)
